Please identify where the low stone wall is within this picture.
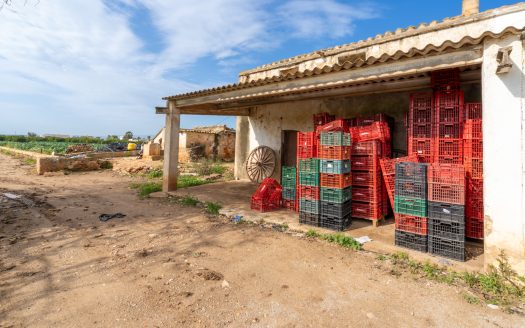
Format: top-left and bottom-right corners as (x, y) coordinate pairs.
(1, 146), (137, 175)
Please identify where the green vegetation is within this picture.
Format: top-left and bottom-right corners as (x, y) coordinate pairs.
(177, 175), (208, 188)
(99, 161), (113, 169)
(305, 229), (362, 250)
(146, 168), (163, 179)
(0, 141), (109, 155)
(179, 195), (200, 206)
(204, 202), (222, 215)
(23, 157), (36, 165)
(130, 182), (162, 197)
(381, 251), (525, 308)
(193, 159), (227, 176)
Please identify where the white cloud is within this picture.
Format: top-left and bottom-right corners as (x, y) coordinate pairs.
(0, 0), (379, 135)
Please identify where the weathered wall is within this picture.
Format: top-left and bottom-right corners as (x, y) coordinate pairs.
(178, 131), (235, 163)
(243, 92), (414, 180)
(482, 34), (525, 274)
(217, 132), (236, 162)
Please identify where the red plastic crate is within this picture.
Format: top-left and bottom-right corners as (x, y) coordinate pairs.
(349, 121), (390, 143)
(431, 68), (460, 91)
(464, 158), (483, 179)
(298, 185), (320, 200)
(316, 119), (349, 133)
(352, 201), (383, 220)
(282, 199), (297, 211)
(352, 170), (381, 187)
(463, 119), (482, 139)
(467, 178), (483, 195)
(463, 139), (482, 159)
(253, 178), (282, 199)
(313, 112), (335, 127)
(320, 173), (352, 188)
(466, 196), (483, 219)
(410, 123), (433, 138)
(428, 183), (465, 205)
(352, 186), (382, 203)
(351, 155), (379, 172)
(428, 163), (465, 185)
(395, 214), (428, 235)
(436, 123), (462, 138)
(408, 137), (434, 163)
(435, 91), (464, 123)
(352, 140), (382, 156)
(251, 196), (281, 212)
(318, 145), (351, 160)
(298, 132), (317, 147)
(297, 146), (316, 159)
(409, 92), (433, 128)
(465, 103), (482, 120)
(434, 139), (463, 164)
(466, 217), (484, 239)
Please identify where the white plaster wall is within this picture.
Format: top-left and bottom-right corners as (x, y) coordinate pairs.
(482, 34), (525, 274)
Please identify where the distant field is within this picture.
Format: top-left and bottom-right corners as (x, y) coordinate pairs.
(0, 141), (109, 155)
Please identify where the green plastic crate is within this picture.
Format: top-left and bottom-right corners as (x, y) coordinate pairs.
(281, 177), (296, 189)
(320, 159), (351, 174)
(394, 195), (427, 217)
(299, 158), (320, 173)
(320, 132), (351, 146)
(320, 187), (352, 203)
(299, 172), (319, 186)
(282, 166), (296, 179)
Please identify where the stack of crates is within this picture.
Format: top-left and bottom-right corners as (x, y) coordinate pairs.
(281, 166), (297, 211)
(319, 131), (352, 231)
(408, 92), (434, 163)
(427, 163), (466, 261)
(351, 140), (384, 225)
(379, 154), (419, 208)
(394, 162), (429, 251)
(297, 132), (320, 226)
(433, 69), (464, 164)
(464, 113), (483, 239)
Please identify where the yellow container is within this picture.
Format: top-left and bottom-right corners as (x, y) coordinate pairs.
(127, 143), (137, 151)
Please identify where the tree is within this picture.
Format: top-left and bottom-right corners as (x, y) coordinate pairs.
(123, 131), (133, 140)
(27, 132), (37, 137)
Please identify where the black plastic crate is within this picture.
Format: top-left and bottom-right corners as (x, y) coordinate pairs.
(395, 178), (427, 199)
(395, 162), (427, 182)
(428, 201), (465, 222)
(428, 218), (465, 241)
(428, 236), (465, 261)
(319, 213), (352, 231)
(395, 230), (428, 253)
(299, 212), (319, 227)
(320, 200), (352, 217)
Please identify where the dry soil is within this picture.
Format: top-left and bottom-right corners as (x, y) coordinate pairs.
(0, 153), (523, 327)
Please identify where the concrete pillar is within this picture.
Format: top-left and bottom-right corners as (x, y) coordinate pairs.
(234, 116), (250, 180)
(462, 0), (479, 16)
(162, 102), (180, 192)
(482, 34), (525, 274)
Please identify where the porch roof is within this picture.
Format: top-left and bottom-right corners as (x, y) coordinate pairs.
(161, 3), (525, 115)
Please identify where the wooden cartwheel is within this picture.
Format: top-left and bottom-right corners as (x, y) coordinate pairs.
(245, 146), (276, 183)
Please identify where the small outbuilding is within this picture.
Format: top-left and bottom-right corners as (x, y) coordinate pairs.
(155, 1), (525, 274)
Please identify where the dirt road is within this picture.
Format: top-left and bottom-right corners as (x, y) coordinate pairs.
(0, 153), (522, 327)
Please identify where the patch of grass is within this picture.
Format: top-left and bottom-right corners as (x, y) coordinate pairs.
(179, 195), (200, 206)
(379, 250), (525, 308)
(463, 293), (480, 304)
(306, 229), (321, 238)
(376, 254), (387, 261)
(320, 233), (362, 250)
(147, 168), (163, 179)
(130, 182), (162, 197)
(204, 202), (221, 215)
(23, 157), (36, 165)
(177, 175), (208, 188)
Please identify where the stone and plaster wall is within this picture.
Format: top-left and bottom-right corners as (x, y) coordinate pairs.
(482, 33), (525, 274)
(178, 131), (235, 163)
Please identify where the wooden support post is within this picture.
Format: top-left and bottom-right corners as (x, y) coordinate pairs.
(162, 102), (180, 192)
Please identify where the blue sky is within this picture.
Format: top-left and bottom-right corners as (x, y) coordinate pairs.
(0, 0), (515, 137)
